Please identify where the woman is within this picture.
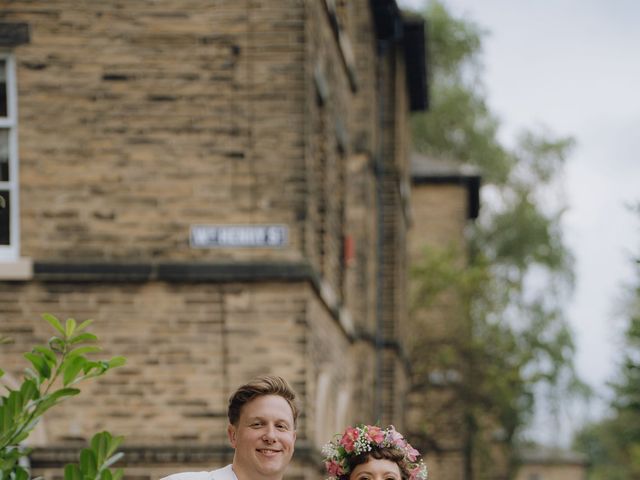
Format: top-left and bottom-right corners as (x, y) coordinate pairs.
(322, 424), (428, 480)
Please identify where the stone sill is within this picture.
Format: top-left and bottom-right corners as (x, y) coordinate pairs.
(0, 257), (33, 280)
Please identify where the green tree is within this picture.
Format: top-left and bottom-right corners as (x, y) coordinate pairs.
(574, 205), (640, 479)
(408, 0), (582, 473)
(0, 314), (126, 480)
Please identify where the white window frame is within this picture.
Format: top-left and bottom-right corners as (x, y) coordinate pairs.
(0, 52), (21, 262)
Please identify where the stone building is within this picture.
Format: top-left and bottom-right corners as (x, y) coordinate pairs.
(407, 154), (482, 480)
(0, 1), (426, 479)
(515, 447), (588, 480)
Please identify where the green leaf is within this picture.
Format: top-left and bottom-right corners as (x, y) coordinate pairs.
(7, 389), (24, 418)
(91, 431), (109, 466)
(12, 419), (39, 443)
(80, 448), (97, 477)
(47, 387), (81, 403)
(0, 368), (4, 378)
(82, 360), (103, 376)
(0, 404), (15, 436)
(0, 446), (20, 470)
(48, 336), (66, 353)
(66, 346), (101, 361)
(107, 357), (126, 369)
(42, 313), (65, 336)
(112, 469), (124, 480)
(24, 352), (51, 380)
(69, 333), (98, 345)
(64, 464), (82, 480)
(33, 388), (80, 417)
(75, 319), (94, 334)
(64, 318), (77, 338)
(12, 465), (29, 480)
(62, 357), (86, 386)
(19, 378), (40, 402)
(108, 435), (124, 457)
(33, 346), (57, 366)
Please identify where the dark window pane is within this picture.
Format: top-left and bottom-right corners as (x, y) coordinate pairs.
(0, 190), (9, 245)
(0, 60), (6, 117)
(0, 129), (8, 181)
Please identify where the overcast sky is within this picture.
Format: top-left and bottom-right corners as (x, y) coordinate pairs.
(398, 0), (640, 445)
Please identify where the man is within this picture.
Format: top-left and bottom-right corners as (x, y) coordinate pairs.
(162, 375), (299, 480)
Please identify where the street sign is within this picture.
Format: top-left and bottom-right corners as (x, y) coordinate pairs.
(190, 224), (288, 248)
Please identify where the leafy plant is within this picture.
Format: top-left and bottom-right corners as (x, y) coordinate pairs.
(0, 314), (126, 480)
(64, 431), (124, 480)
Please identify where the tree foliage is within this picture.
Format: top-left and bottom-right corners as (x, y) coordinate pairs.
(411, 1), (513, 184)
(573, 205), (640, 479)
(408, 0), (581, 460)
(0, 314), (126, 480)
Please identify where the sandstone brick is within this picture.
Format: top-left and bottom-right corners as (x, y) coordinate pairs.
(1, 0), (419, 478)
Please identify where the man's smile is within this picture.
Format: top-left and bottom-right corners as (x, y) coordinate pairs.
(257, 448), (282, 456)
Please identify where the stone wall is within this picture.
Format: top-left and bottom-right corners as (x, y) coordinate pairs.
(0, 279), (350, 480)
(303, 0), (351, 301)
(0, 281), (309, 444)
(516, 463), (587, 480)
(3, 0), (307, 262)
(407, 181), (472, 480)
(0, 0), (420, 478)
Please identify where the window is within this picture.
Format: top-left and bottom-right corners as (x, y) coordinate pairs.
(0, 53), (19, 261)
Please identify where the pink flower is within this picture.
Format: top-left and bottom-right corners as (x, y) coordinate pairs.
(405, 445), (420, 462)
(387, 425), (405, 446)
(367, 426), (385, 444)
(340, 426), (360, 453)
(326, 460), (344, 476)
(409, 463), (426, 480)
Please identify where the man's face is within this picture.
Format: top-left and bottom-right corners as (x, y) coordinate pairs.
(227, 394), (296, 480)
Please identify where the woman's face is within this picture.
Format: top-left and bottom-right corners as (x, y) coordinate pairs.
(349, 458), (402, 480)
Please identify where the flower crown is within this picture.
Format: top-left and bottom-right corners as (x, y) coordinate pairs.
(321, 425), (428, 480)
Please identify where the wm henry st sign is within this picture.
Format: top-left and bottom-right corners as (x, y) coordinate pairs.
(190, 225), (288, 248)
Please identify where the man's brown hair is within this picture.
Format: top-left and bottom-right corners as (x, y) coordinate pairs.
(227, 375), (299, 427)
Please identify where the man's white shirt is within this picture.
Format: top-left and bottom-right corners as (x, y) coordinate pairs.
(161, 464), (238, 480)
